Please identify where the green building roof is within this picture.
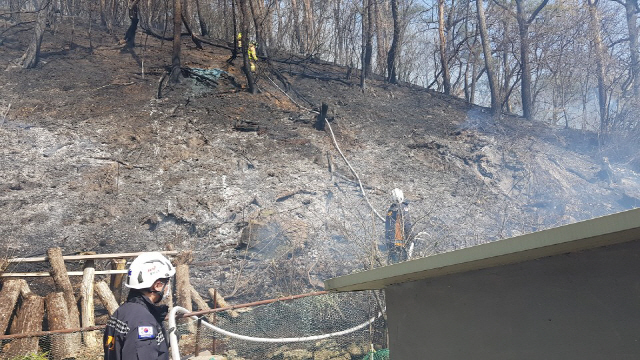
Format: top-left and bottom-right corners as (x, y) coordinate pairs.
(325, 208), (640, 292)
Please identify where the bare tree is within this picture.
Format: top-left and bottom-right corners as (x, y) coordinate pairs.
(494, 0), (548, 119)
(610, 0), (640, 97)
(387, 0), (400, 83)
(587, 0), (609, 138)
(124, 0), (140, 47)
(361, 0), (374, 89)
(170, 0), (182, 82)
(438, 0), (451, 94)
(238, 0), (256, 93)
(476, 0), (500, 114)
(21, 0), (52, 69)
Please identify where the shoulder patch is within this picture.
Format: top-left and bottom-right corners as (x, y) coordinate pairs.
(138, 326), (156, 339)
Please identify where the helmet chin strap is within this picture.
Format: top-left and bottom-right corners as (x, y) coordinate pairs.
(151, 281), (169, 303)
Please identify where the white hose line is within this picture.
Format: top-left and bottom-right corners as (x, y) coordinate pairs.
(169, 306), (383, 359)
(324, 119), (385, 223)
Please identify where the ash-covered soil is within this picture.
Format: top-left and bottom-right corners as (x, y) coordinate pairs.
(1, 17), (639, 301)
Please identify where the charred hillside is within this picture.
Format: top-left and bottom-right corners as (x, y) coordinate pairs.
(1, 19), (639, 301)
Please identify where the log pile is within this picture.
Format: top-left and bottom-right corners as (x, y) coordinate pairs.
(0, 248), (233, 358)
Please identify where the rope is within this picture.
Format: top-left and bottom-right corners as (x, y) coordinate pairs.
(168, 306), (384, 359)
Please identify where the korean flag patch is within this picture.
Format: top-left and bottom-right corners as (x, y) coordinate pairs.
(138, 326), (155, 339)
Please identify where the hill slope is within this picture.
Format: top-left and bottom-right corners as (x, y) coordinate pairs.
(1, 20), (639, 300)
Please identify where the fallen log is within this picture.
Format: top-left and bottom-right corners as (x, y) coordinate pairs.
(47, 247), (81, 329)
(0, 279), (25, 335)
(3, 294), (44, 358)
(181, 13), (203, 49)
(208, 288), (239, 318)
(80, 260), (98, 348)
(46, 292), (79, 360)
(189, 285), (215, 323)
(95, 281), (119, 315)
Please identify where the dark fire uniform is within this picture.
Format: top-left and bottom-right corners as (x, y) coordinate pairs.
(385, 200), (412, 264)
(103, 293), (169, 360)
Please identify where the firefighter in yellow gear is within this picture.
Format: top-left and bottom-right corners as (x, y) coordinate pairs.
(236, 32), (242, 49)
(248, 41), (258, 72)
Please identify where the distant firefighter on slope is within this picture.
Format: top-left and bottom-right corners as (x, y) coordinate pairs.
(385, 188), (413, 264)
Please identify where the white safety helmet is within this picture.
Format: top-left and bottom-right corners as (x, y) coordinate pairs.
(125, 252), (176, 290)
(391, 188), (404, 203)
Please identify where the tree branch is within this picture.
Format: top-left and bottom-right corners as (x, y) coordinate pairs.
(491, 0), (514, 16)
(527, 0), (549, 24)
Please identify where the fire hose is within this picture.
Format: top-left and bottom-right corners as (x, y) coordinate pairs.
(168, 306), (384, 360)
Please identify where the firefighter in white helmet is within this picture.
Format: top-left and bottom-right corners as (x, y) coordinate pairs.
(385, 188), (413, 264)
(104, 252), (175, 360)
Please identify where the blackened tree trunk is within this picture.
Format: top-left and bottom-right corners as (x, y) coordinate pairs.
(170, 0), (182, 82)
(21, 0), (52, 69)
(124, 0), (140, 48)
(438, 0), (451, 95)
(515, 0), (548, 120)
(195, 0), (208, 36)
(291, 0), (303, 53)
(476, 0), (500, 114)
(248, 0), (268, 57)
(361, 0), (373, 90)
(387, 0), (400, 83)
(364, 0), (373, 77)
(227, 0), (239, 62)
(588, 0), (609, 138)
(10, 0), (20, 22)
(373, 0), (386, 75)
(238, 0), (256, 93)
(622, 0), (640, 97)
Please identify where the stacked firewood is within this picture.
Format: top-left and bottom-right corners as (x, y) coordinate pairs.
(0, 248), (233, 359)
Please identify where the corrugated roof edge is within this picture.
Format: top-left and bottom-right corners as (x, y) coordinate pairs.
(324, 208), (640, 292)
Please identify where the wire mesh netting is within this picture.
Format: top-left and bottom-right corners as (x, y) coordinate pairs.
(0, 330), (103, 360)
(0, 292), (387, 360)
(176, 291), (387, 359)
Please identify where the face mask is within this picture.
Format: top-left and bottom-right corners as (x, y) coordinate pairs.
(153, 280), (169, 303)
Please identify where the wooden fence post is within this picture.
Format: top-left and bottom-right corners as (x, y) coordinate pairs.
(0, 280), (24, 335)
(176, 264), (195, 332)
(47, 247), (81, 329)
(110, 258), (127, 304)
(3, 294), (44, 358)
(81, 259), (98, 348)
(46, 292), (79, 360)
(95, 280), (119, 315)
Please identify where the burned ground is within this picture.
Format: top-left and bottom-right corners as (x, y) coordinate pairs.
(1, 17), (639, 301)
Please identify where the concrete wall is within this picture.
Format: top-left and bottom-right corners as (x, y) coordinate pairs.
(386, 239), (640, 360)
